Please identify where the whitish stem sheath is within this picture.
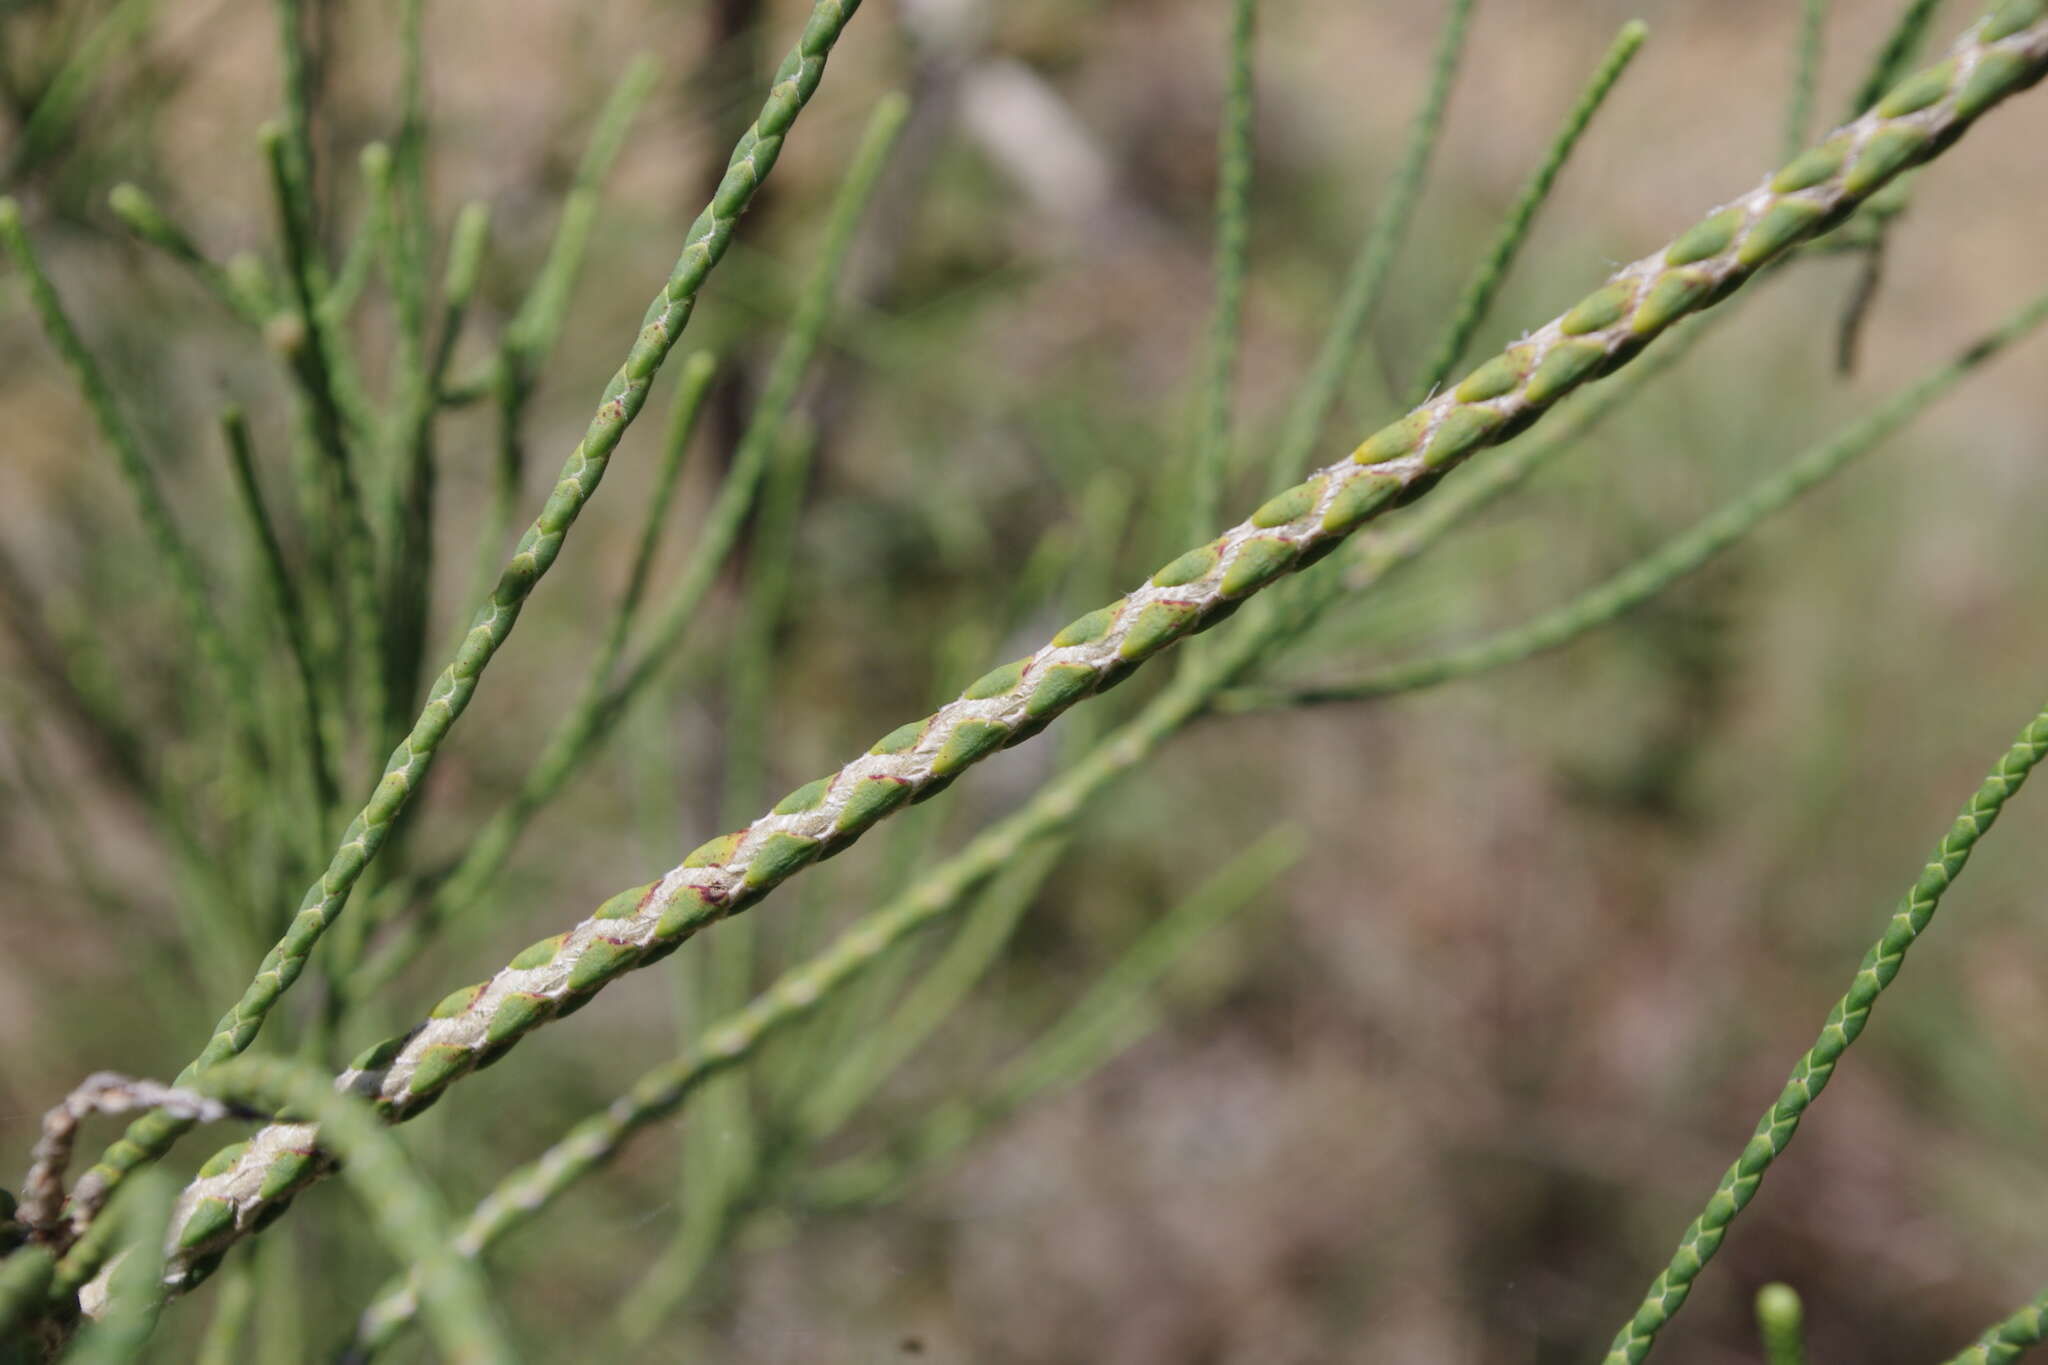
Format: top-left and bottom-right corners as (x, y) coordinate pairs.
(18, 1076), (249, 1241)
(350, 822), (1286, 1358)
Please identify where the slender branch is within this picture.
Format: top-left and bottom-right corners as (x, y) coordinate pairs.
(1788, 1), (1830, 157)
(1853, 0), (1948, 114)
(460, 57), (661, 615)
(58, 1174), (176, 1365)
(0, 1247), (56, 1347)
(378, 201), (494, 752)
(218, 406), (340, 829)
(107, 183), (267, 325)
(1185, 0), (1257, 541)
(1601, 692), (2048, 1362)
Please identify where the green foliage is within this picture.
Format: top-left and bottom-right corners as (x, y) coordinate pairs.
(4, 1), (2048, 1361)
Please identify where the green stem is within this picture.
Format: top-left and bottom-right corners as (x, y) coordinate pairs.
(106, 183), (267, 325)
(616, 423), (828, 1345)
(793, 842), (1063, 1145)
(1788, 1), (1829, 157)
(219, 406), (340, 834)
(0, 1247), (56, 1345)
(1854, 0), (1948, 114)
(58, 1174), (176, 1365)
(1756, 1284), (1809, 1365)
(1, 0), (154, 182)
(1186, 0), (1257, 542)
(321, 143), (390, 333)
(272, 0), (319, 245)
(1601, 692), (2048, 1363)
(505, 56), (663, 375)
(192, 1256), (257, 1365)
(261, 119), (385, 750)
(378, 201), (493, 753)
(1944, 1289), (2048, 1364)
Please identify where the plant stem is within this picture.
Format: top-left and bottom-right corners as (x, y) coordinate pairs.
(218, 407), (340, 835)
(1756, 1284), (1809, 1365)
(106, 183), (267, 325)
(1944, 1289), (2048, 1364)
(1788, 1), (1830, 158)
(58, 1173), (175, 1365)
(1186, 0), (1257, 543)
(1854, 0), (1948, 114)
(378, 200), (493, 753)
(0, 1247), (56, 1345)
(802, 825), (1303, 1212)
(1600, 692), (2048, 1363)
(261, 119), (385, 749)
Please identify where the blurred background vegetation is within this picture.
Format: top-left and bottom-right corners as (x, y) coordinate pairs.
(4, 0), (2048, 1360)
